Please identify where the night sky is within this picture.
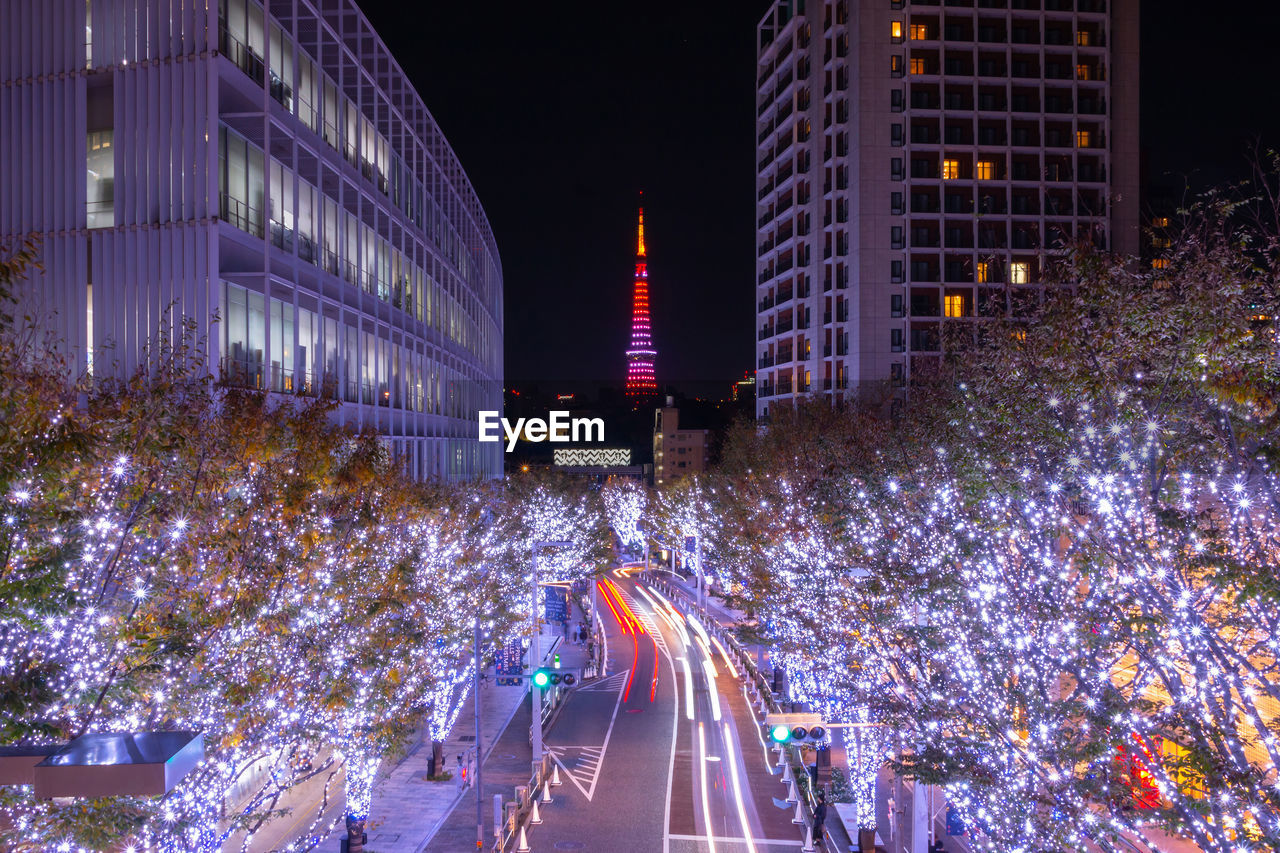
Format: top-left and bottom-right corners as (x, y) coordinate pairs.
(357, 1), (1280, 398)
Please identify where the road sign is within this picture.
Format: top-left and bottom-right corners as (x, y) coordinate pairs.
(544, 586), (568, 623)
(495, 640), (524, 686)
(684, 536), (696, 553)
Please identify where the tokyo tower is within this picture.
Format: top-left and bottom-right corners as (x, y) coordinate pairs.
(625, 199), (658, 399)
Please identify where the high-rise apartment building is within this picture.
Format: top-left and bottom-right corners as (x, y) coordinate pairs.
(754, 0), (1139, 417)
(0, 0), (503, 479)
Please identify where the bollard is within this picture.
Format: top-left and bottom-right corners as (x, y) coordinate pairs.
(530, 797), (543, 825)
(515, 824), (531, 852)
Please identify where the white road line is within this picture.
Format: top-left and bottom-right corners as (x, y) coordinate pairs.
(667, 834), (801, 847)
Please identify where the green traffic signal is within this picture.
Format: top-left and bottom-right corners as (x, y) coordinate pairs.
(532, 669), (551, 688)
(770, 724), (792, 743)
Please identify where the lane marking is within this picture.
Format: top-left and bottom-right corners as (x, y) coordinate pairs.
(667, 835), (801, 847)
(547, 670), (626, 801)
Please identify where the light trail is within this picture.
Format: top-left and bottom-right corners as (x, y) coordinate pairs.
(710, 635), (739, 678)
(741, 683), (773, 770)
(698, 722), (718, 853)
(703, 658), (722, 721)
(680, 655), (695, 720)
(598, 580), (639, 703)
(723, 721), (759, 853)
(695, 634), (719, 677)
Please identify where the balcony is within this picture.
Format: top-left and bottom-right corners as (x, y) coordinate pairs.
(758, 355), (775, 369)
(759, 326), (775, 341)
(759, 295), (776, 311)
(219, 27), (264, 86)
(220, 192), (264, 239)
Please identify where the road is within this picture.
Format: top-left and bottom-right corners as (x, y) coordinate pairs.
(532, 568), (801, 853)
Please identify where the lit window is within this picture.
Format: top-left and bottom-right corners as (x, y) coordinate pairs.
(1012, 329), (1027, 341)
(892, 21), (904, 40)
(1153, 216), (1169, 227)
(942, 159), (959, 180)
(1076, 30), (1091, 46)
(944, 294), (964, 317)
(910, 57), (926, 75)
(892, 55), (905, 75)
(975, 160), (995, 180)
(1076, 63), (1091, 80)
(1076, 130), (1092, 148)
(1010, 261), (1030, 284)
(1152, 258), (1170, 270)
(976, 261), (991, 283)
(910, 23), (929, 40)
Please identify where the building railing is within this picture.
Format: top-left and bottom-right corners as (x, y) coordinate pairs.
(220, 193), (264, 239)
(218, 27), (265, 86)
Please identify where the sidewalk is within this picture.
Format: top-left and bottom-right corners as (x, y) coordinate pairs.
(422, 601), (595, 852)
(275, 602), (593, 853)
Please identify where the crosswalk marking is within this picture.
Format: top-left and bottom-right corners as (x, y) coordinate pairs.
(547, 668), (627, 801)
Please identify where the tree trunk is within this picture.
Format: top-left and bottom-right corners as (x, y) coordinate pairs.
(859, 827), (877, 852)
(344, 814), (366, 853)
(432, 740), (444, 776)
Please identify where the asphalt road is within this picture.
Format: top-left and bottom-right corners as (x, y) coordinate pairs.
(526, 568), (801, 853)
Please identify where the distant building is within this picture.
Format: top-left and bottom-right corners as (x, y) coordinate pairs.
(654, 398), (710, 486)
(0, 0), (503, 480)
(731, 373), (757, 403)
(754, 0), (1140, 417)
(625, 201), (659, 401)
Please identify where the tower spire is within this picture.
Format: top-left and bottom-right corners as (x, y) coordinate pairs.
(625, 196), (657, 399)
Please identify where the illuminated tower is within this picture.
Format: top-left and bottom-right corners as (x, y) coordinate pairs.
(625, 200), (658, 399)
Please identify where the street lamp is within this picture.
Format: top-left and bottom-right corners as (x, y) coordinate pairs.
(531, 539), (572, 766)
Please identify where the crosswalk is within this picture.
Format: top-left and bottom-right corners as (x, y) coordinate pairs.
(547, 670), (627, 801)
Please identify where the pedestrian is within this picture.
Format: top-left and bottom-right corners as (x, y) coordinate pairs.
(812, 792), (827, 841)
(887, 796), (896, 840)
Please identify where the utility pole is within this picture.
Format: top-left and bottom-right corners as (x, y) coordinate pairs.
(531, 546), (542, 766)
(474, 619), (483, 850)
(695, 534), (705, 611)
(530, 540), (571, 767)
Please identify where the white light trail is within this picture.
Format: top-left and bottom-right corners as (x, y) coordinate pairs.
(698, 722), (718, 853)
(723, 721), (759, 853)
(710, 635), (739, 678)
(680, 656), (695, 720)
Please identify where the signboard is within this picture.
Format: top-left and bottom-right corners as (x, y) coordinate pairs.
(495, 640), (525, 686)
(684, 536), (697, 553)
(544, 586), (569, 623)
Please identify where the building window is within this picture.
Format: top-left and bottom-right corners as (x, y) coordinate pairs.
(976, 261), (991, 283)
(891, 260), (904, 282)
(944, 294), (964, 317)
(891, 21), (904, 41)
(1152, 258), (1170, 270)
(909, 56), (926, 75)
(1153, 216), (1170, 228)
(892, 55), (905, 77)
(1076, 63), (1091, 80)
(975, 160), (995, 180)
(1010, 261), (1030, 284)
(1076, 130), (1093, 148)
(942, 159), (960, 180)
(910, 23), (929, 40)
(86, 130), (115, 229)
(1076, 30), (1091, 46)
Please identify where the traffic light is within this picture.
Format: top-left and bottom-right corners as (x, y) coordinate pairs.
(531, 668), (578, 689)
(764, 713), (828, 746)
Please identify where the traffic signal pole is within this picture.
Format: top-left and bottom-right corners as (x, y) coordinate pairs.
(474, 618), (483, 850)
(531, 547), (543, 766)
